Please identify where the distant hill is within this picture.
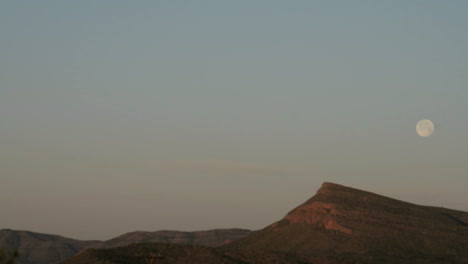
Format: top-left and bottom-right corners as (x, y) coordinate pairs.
(97, 228), (251, 249)
(0, 229), (99, 264)
(0, 228), (251, 264)
(61, 182), (468, 264)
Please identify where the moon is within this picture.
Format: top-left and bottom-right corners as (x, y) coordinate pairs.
(416, 119), (434, 137)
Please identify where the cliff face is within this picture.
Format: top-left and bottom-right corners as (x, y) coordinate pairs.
(284, 182), (468, 236)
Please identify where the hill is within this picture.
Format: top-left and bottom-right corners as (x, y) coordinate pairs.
(97, 228), (251, 249)
(0, 229), (99, 264)
(0, 229), (250, 264)
(60, 182), (468, 264)
(226, 182), (468, 262)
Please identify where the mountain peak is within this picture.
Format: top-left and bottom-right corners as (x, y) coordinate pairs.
(316, 182), (378, 195)
(226, 182), (468, 262)
(316, 182), (352, 193)
(281, 182), (360, 234)
(282, 182), (423, 230)
(319, 181), (342, 189)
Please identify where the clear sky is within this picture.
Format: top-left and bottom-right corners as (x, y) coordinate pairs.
(1, 1), (467, 240)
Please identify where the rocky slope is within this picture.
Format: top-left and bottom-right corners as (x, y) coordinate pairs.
(226, 182), (468, 262)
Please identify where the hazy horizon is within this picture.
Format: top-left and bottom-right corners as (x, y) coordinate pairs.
(1, 1), (467, 240)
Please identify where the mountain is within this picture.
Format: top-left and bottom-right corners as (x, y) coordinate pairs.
(0, 229), (99, 264)
(226, 182), (468, 262)
(0, 229), (251, 264)
(60, 182), (468, 264)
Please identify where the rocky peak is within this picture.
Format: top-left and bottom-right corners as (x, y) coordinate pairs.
(282, 182), (355, 234)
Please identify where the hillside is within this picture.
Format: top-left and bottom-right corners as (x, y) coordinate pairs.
(226, 182), (468, 262)
(0, 228), (250, 264)
(97, 228), (251, 249)
(60, 243), (309, 264)
(60, 182), (468, 264)
(0, 229), (99, 264)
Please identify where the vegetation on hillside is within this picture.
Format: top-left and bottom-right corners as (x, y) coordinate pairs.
(0, 249), (19, 264)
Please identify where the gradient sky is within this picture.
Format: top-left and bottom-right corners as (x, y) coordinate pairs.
(1, 1), (467, 240)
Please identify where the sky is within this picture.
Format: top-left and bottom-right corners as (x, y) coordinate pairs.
(1, 1), (467, 240)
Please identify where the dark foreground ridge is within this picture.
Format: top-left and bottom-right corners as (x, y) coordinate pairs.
(60, 182), (468, 264)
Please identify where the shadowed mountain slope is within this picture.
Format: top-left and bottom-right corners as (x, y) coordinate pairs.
(61, 242), (467, 264)
(60, 243), (310, 264)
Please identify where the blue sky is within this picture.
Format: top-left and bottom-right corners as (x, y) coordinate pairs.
(1, 1), (467, 240)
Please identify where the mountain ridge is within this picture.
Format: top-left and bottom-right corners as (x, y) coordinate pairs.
(60, 182), (468, 263)
(0, 228), (251, 264)
(3, 182), (467, 264)
(0, 229), (99, 264)
(225, 182), (468, 261)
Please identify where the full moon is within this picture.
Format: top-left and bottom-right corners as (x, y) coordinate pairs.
(416, 119), (434, 137)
